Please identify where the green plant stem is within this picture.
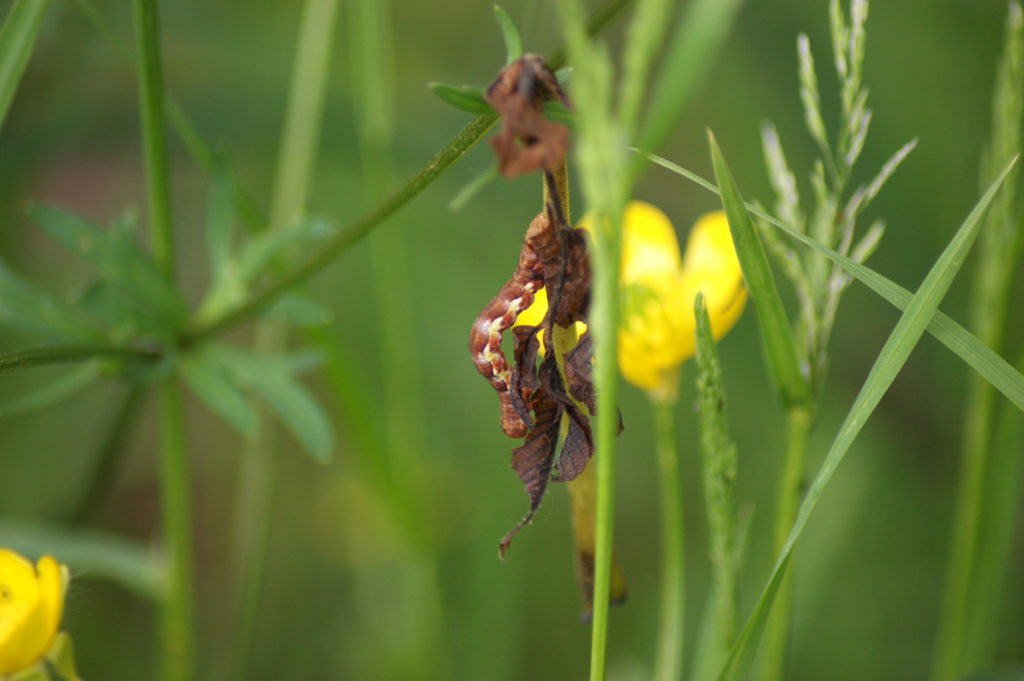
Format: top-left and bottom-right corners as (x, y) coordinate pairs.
(964, 346), (1024, 668)
(652, 394), (684, 681)
(934, 7), (1021, 675)
(132, 3), (190, 678)
(0, 0), (51, 132)
(588, 206), (623, 681)
(157, 379), (193, 681)
(0, 345), (159, 373)
(132, 0), (174, 277)
(759, 405), (812, 681)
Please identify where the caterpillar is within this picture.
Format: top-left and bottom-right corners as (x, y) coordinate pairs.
(468, 211), (549, 438)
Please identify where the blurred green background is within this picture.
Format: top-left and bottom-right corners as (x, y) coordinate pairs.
(1, 1), (1021, 679)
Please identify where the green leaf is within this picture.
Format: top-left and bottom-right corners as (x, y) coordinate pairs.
(262, 294), (334, 327)
(207, 344), (334, 462)
(643, 151), (1024, 414)
(427, 81), (493, 114)
(29, 204), (187, 334)
(76, 279), (167, 342)
(542, 99), (576, 128)
(0, 361), (101, 418)
(237, 215), (337, 285)
(708, 131), (811, 409)
(0, 519), (165, 600)
(181, 349), (257, 437)
(0, 259), (106, 343)
(0, 0), (50, 132)
(205, 155), (236, 281)
(493, 5), (522, 64)
(716, 156), (1017, 681)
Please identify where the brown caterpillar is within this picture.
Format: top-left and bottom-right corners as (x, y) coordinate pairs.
(468, 211), (549, 438)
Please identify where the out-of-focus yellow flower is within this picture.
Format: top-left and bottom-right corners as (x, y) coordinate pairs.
(0, 549), (68, 676)
(517, 202), (746, 395)
(619, 207), (746, 393)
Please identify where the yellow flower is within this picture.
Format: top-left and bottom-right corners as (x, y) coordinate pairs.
(0, 549), (68, 676)
(618, 207), (746, 393)
(516, 202), (746, 394)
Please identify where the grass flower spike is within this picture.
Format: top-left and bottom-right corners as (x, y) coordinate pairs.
(0, 549), (68, 676)
(612, 203), (746, 394)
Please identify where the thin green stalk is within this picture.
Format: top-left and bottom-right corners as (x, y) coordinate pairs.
(0, 0), (50, 132)
(588, 212), (622, 681)
(157, 379), (193, 681)
(225, 2), (340, 681)
(965, 345), (1024, 667)
(132, 0), (174, 277)
(0, 345), (158, 373)
(132, 3), (189, 678)
(652, 395), (684, 681)
(759, 406), (812, 681)
(934, 5), (1022, 677)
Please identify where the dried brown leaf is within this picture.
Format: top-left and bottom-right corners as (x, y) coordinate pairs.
(486, 54), (572, 176)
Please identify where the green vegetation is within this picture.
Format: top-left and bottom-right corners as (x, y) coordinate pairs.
(0, 1), (1022, 680)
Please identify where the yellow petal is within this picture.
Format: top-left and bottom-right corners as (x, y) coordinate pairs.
(619, 201), (682, 283)
(514, 286), (588, 353)
(0, 551), (66, 675)
(579, 201), (682, 283)
(514, 286), (548, 329)
(35, 556), (65, 646)
(617, 272), (694, 390)
(680, 210), (747, 341)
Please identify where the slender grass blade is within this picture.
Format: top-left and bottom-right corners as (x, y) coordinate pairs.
(709, 131), (811, 409)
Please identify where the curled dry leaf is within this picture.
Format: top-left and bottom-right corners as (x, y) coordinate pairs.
(486, 53), (573, 177)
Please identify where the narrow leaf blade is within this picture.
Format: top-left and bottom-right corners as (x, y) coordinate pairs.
(427, 82), (494, 115)
(708, 131), (811, 409)
(209, 344), (334, 462)
(205, 155), (236, 281)
(29, 204), (187, 333)
(180, 350), (257, 437)
(0, 0), (50, 132)
(493, 5), (522, 64)
(0, 361), (101, 418)
(0, 259), (106, 343)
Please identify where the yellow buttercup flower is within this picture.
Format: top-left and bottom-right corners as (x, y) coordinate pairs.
(517, 202), (746, 393)
(0, 549), (68, 676)
(619, 208), (746, 393)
